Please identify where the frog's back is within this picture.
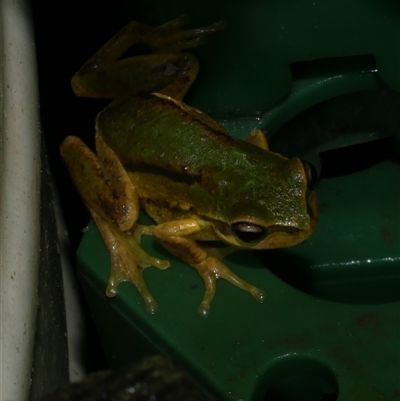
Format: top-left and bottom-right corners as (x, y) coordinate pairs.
(96, 94), (235, 170)
(96, 94), (281, 221)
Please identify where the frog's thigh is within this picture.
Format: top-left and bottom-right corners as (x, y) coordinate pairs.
(72, 53), (199, 100)
(153, 219), (266, 316)
(247, 129), (269, 150)
(61, 135), (138, 231)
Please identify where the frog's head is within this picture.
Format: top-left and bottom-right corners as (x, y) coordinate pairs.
(212, 157), (318, 249)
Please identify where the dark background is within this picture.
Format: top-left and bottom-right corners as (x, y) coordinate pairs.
(32, 0), (131, 373)
(32, 0), (128, 247)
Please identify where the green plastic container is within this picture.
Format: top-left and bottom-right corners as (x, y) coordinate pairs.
(77, 1), (400, 400)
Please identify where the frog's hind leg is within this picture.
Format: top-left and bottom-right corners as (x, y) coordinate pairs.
(72, 16), (226, 101)
(61, 135), (138, 230)
(60, 135), (170, 313)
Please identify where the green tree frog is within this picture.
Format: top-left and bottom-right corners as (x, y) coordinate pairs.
(60, 16), (318, 316)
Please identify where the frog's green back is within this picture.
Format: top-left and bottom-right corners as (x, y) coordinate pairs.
(97, 94), (306, 223)
(97, 94), (254, 176)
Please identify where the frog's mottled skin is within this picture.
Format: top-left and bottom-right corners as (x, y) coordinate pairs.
(61, 16), (318, 316)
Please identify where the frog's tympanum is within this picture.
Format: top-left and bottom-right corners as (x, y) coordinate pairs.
(61, 16), (318, 316)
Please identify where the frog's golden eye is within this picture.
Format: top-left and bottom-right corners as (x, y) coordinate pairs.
(232, 222), (267, 243)
(301, 160), (318, 190)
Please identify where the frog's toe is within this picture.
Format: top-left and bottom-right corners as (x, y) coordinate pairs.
(132, 225), (171, 270)
(106, 258), (160, 313)
(152, 20), (227, 52)
(193, 256), (266, 315)
(156, 15), (191, 31)
(153, 259), (171, 270)
(140, 290), (159, 314)
(126, 279), (159, 313)
(250, 287), (267, 302)
(136, 250), (171, 271)
(196, 272), (217, 317)
(197, 302), (210, 318)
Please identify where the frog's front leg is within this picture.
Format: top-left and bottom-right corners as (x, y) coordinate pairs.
(247, 129), (269, 150)
(61, 135), (170, 313)
(72, 16), (226, 101)
(153, 219), (266, 316)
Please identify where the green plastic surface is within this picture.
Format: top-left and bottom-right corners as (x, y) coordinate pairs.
(79, 150), (400, 400)
(76, 1), (400, 400)
(126, 0), (400, 118)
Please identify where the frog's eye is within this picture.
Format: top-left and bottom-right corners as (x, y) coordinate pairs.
(301, 160), (318, 190)
(232, 222), (266, 243)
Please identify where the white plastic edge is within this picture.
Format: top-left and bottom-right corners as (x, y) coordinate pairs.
(0, 0), (41, 399)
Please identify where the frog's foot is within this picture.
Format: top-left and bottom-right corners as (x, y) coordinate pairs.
(194, 256), (266, 317)
(92, 212), (170, 313)
(153, 218), (266, 316)
(150, 16), (227, 52)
